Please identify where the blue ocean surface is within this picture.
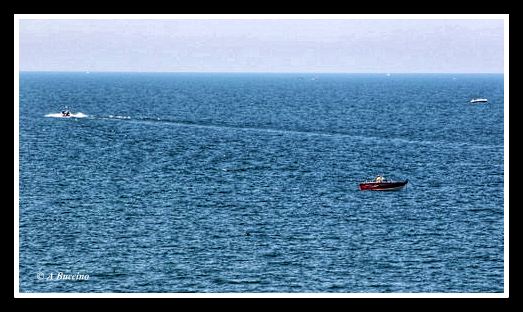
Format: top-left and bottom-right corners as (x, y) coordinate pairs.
(18, 72), (504, 293)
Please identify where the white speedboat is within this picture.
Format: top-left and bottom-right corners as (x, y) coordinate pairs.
(45, 111), (88, 118)
(470, 98), (488, 103)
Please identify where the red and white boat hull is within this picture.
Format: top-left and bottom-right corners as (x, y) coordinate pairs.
(359, 180), (408, 191)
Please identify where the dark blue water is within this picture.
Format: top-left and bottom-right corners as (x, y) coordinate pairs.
(18, 72), (504, 293)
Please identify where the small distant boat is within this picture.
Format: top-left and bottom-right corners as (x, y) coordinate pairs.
(359, 175), (408, 191)
(470, 98), (488, 103)
(45, 110), (88, 118)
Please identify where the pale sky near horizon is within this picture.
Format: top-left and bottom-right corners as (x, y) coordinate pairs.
(17, 17), (506, 73)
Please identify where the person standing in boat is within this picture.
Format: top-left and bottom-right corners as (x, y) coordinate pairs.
(375, 175), (383, 183)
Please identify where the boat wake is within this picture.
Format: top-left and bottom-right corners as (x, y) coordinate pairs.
(107, 115), (131, 120)
(43, 112), (502, 152)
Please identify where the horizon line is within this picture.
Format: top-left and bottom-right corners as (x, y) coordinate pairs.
(18, 70), (504, 74)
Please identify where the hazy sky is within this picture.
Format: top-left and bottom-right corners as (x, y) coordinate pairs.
(17, 17), (506, 73)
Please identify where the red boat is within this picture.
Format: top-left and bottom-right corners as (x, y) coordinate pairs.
(359, 176), (408, 191)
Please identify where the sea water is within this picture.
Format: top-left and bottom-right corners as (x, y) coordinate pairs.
(18, 72), (504, 293)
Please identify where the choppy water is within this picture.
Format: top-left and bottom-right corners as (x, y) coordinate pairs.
(18, 72), (504, 293)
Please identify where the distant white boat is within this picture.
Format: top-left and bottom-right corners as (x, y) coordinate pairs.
(45, 111), (88, 118)
(470, 98), (488, 103)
